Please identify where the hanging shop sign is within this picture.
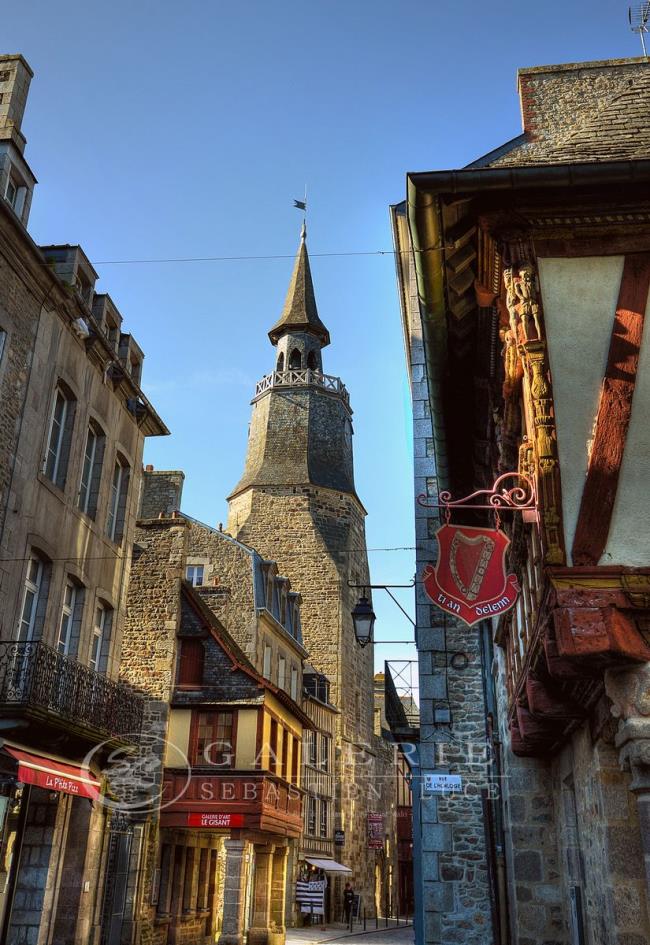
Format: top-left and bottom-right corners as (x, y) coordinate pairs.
(422, 524), (520, 628)
(186, 812), (244, 828)
(367, 812), (384, 850)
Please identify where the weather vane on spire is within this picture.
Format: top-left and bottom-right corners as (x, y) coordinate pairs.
(293, 186), (307, 238)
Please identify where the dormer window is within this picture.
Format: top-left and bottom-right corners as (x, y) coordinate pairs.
(105, 317), (119, 350)
(75, 271), (93, 306)
(130, 354), (142, 387)
(4, 170), (27, 218)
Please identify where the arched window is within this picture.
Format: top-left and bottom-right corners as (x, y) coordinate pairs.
(78, 420), (106, 519)
(289, 348), (301, 370)
(107, 454), (130, 543)
(307, 350), (317, 370)
(276, 352), (284, 371)
(44, 382), (77, 489)
(178, 639), (205, 687)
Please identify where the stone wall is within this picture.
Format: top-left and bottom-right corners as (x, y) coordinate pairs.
(139, 467), (185, 519)
(227, 482), (391, 915)
(491, 58), (650, 166)
(394, 205), (495, 944)
(119, 517), (189, 944)
(185, 521), (258, 659)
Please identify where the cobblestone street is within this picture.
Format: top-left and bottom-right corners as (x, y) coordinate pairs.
(286, 922), (414, 945)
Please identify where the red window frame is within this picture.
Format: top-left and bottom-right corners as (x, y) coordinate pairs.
(190, 711), (236, 767)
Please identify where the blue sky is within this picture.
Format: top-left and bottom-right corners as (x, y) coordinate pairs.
(4, 1), (638, 671)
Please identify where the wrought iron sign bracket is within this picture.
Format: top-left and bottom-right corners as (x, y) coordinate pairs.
(417, 472), (538, 524)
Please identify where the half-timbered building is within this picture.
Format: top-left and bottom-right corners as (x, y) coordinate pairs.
(396, 55), (650, 945)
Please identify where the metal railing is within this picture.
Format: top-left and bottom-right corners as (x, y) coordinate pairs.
(0, 640), (143, 739)
(254, 369), (350, 407)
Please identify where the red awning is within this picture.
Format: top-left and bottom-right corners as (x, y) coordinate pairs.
(4, 747), (101, 799)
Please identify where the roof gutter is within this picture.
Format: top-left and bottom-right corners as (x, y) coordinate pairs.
(406, 176), (450, 491)
(408, 158), (650, 196)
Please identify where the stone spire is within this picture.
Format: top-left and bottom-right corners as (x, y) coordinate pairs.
(268, 224), (330, 347)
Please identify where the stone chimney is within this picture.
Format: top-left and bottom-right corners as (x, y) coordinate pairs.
(516, 57), (649, 144)
(486, 57), (650, 167)
(139, 467), (185, 519)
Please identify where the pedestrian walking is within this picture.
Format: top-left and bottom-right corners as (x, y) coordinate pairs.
(343, 882), (355, 924)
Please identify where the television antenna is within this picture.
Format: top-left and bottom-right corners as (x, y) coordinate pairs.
(629, 2), (650, 56)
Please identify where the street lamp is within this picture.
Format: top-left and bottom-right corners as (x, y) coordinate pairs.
(349, 581), (415, 649)
(351, 595), (376, 648)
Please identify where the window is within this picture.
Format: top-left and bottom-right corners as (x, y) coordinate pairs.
(304, 672), (330, 704)
(263, 644), (272, 679)
(320, 734), (330, 773)
(57, 581), (76, 655)
(4, 171), (26, 218)
(186, 565), (204, 587)
(289, 348), (301, 370)
(291, 735), (299, 785)
(306, 729), (317, 768)
(307, 350), (317, 370)
(17, 554), (50, 642)
(0, 328), (6, 364)
(279, 728), (287, 781)
(269, 718), (278, 774)
(278, 655), (286, 691)
(290, 666), (298, 701)
(5, 177), (17, 208)
(90, 603), (112, 673)
(44, 386), (76, 488)
(106, 456), (130, 542)
(307, 796), (317, 836)
(177, 639), (204, 687)
(320, 800), (329, 838)
(106, 318), (119, 350)
(276, 352), (284, 371)
(0, 71), (10, 81)
(192, 712), (235, 767)
(78, 423), (105, 518)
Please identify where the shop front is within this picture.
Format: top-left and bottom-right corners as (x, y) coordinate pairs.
(0, 741), (104, 943)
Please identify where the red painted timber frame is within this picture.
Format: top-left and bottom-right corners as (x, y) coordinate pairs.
(572, 252), (650, 566)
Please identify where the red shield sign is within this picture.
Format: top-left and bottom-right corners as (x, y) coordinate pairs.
(422, 524), (520, 627)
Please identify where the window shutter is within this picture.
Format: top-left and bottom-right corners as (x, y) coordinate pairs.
(178, 639), (204, 686)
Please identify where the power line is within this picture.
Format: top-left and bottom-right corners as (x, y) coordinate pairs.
(90, 250), (395, 266)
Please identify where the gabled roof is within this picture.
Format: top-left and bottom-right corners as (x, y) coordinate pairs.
(268, 226), (330, 347)
(180, 582), (315, 729)
(480, 57), (650, 167)
(542, 69), (650, 164)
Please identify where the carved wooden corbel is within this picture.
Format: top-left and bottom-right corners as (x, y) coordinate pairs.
(502, 255), (565, 566)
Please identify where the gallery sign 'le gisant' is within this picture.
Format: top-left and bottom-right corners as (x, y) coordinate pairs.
(417, 473), (536, 628)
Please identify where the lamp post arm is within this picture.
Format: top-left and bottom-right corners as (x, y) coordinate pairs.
(347, 581), (416, 629)
(383, 587), (416, 629)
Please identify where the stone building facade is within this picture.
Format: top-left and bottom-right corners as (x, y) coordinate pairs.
(0, 52), (167, 945)
(397, 54), (650, 945)
(119, 473), (316, 945)
(391, 203), (498, 945)
(226, 227), (398, 917)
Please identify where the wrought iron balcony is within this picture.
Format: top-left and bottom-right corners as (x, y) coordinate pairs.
(0, 640), (143, 743)
(253, 369), (350, 408)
